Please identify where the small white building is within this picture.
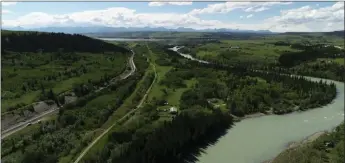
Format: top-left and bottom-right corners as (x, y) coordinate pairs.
(169, 107), (178, 114)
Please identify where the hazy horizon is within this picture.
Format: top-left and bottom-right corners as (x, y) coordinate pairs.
(2, 2), (344, 33)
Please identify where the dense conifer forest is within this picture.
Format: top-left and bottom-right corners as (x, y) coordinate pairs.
(86, 108), (233, 163)
(1, 30), (129, 53)
(278, 44), (343, 67)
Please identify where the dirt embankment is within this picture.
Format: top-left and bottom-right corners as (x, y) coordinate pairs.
(1, 93), (78, 131)
(1, 101), (58, 131)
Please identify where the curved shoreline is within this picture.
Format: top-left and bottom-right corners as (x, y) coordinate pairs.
(286, 131), (326, 149)
(264, 126), (339, 163)
(262, 131), (326, 163)
(169, 46), (344, 163)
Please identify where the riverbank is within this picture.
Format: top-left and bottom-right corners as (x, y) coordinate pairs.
(268, 121), (344, 163)
(262, 131), (327, 163)
(169, 45), (344, 163)
(287, 131), (326, 149)
(232, 112), (269, 122)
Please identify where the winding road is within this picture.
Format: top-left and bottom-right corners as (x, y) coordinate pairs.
(1, 50), (136, 140)
(73, 56), (157, 163)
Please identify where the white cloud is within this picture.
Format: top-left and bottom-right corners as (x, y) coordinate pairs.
(2, 10), (12, 14)
(148, 2), (192, 7)
(265, 2), (344, 32)
(2, 7), (219, 29)
(240, 16), (244, 19)
(189, 2), (292, 15)
(245, 6), (269, 12)
(2, 2), (17, 6)
(2, 2), (343, 33)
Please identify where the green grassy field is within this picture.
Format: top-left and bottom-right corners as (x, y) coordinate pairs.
(164, 79), (197, 106)
(177, 33), (343, 66)
(146, 43), (198, 107)
(145, 43), (173, 101)
(147, 66), (172, 101)
(333, 58), (344, 65)
(192, 39), (301, 64)
(1, 91), (40, 113)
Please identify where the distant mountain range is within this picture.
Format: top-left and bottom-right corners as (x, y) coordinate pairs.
(284, 30), (345, 38)
(4, 26), (343, 38)
(2, 26), (273, 34)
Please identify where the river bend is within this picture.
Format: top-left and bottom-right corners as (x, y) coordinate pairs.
(169, 46), (344, 163)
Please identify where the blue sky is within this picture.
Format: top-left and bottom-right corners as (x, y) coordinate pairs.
(1, 2), (344, 32)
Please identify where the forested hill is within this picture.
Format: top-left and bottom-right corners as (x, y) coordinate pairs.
(283, 30), (345, 38)
(1, 30), (129, 53)
(323, 30), (345, 38)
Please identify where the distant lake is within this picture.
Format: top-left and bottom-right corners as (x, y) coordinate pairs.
(98, 37), (163, 42)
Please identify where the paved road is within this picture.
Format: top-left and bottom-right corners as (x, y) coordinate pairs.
(73, 57), (157, 163)
(1, 107), (59, 139)
(121, 50), (136, 79)
(334, 45), (343, 49)
(1, 50), (136, 139)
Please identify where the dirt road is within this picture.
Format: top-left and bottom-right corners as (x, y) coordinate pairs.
(73, 57), (156, 163)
